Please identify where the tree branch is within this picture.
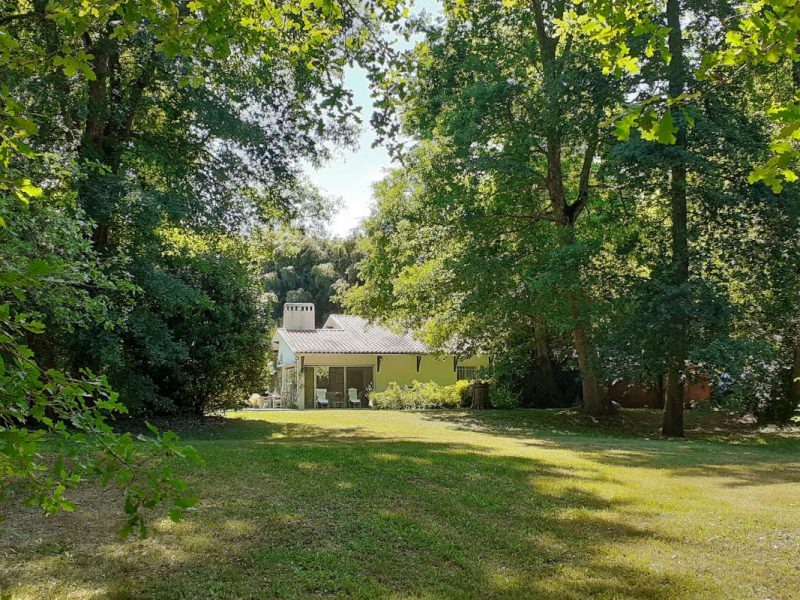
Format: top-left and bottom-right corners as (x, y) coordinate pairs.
(0, 10), (46, 27)
(566, 128), (599, 223)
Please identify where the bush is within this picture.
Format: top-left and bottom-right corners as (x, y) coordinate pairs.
(490, 385), (521, 409)
(74, 231), (272, 417)
(371, 380), (468, 410)
(454, 379), (473, 405)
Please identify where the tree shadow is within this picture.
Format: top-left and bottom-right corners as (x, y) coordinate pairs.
(420, 410), (800, 488)
(0, 417), (719, 599)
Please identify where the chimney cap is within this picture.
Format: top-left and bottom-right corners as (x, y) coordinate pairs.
(284, 302), (315, 310)
(283, 302), (315, 330)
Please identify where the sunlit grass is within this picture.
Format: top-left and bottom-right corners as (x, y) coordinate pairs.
(1, 409), (799, 599)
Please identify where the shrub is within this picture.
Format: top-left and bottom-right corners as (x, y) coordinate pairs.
(490, 385), (521, 409)
(454, 379), (473, 406)
(78, 231), (273, 417)
(371, 380), (467, 410)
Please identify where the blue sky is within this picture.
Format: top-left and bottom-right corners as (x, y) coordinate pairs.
(305, 0), (441, 238)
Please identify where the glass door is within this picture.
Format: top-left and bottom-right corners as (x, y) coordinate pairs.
(345, 367), (373, 407)
(312, 366), (374, 408)
(315, 367), (345, 407)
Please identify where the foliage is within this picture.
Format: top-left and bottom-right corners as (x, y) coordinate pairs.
(486, 337), (580, 409)
(0, 199), (201, 534)
(489, 385), (522, 410)
(561, 0), (800, 191)
(351, 0), (800, 428)
(716, 346), (796, 422)
(257, 228), (364, 326)
(453, 379), (473, 406)
(350, 0), (626, 415)
(370, 380), (469, 410)
(103, 230), (273, 416)
(0, 0), (408, 529)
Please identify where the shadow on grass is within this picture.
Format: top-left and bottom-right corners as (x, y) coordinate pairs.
(420, 408), (799, 442)
(2, 418), (707, 600)
(419, 410), (800, 488)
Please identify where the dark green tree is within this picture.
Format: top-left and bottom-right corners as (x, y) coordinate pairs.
(258, 228), (364, 327)
(1, 0), (407, 529)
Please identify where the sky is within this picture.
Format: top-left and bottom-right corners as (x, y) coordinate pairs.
(305, 0), (441, 238)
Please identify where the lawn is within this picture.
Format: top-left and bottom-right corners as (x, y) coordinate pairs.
(1, 409), (799, 599)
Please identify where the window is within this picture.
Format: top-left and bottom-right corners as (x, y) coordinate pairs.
(456, 366), (477, 381)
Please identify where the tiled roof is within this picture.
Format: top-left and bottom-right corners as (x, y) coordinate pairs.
(277, 314), (430, 355)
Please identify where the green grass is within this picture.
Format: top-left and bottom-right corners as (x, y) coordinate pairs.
(2, 409), (799, 599)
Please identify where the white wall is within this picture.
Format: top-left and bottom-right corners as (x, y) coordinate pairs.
(276, 335), (295, 367)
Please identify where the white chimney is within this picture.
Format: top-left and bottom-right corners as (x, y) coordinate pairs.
(283, 303), (315, 330)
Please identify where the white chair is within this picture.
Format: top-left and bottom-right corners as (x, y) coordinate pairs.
(348, 388), (361, 408)
(315, 388), (329, 408)
(271, 393), (283, 409)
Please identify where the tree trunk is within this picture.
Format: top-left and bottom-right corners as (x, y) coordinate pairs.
(662, 0), (688, 437)
(532, 318), (562, 406)
(573, 315), (607, 416)
(77, 35), (154, 252)
(77, 34), (113, 249)
(530, 0), (610, 417)
(654, 375), (665, 409)
(470, 382), (490, 410)
(789, 337), (800, 411)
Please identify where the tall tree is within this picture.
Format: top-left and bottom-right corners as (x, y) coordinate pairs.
(343, 143), (580, 406)
(257, 228), (364, 326)
(662, 0), (689, 435)
(360, 0), (628, 414)
(529, 0), (610, 416)
(0, 0), (407, 528)
(3, 0), (407, 415)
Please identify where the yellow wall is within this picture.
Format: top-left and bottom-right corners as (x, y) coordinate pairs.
(298, 353), (488, 392)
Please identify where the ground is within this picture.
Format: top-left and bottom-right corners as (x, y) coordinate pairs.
(1, 409), (799, 599)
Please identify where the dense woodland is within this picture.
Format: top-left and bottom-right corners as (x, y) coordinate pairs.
(1, 0), (799, 529)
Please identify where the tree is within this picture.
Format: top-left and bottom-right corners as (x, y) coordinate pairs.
(661, 0), (689, 436)
(360, 0), (800, 427)
(342, 143), (580, 407)
(564, 1), (800, 189)
(1, 0), (406, 528)
(3, 0), (407, 415)
(0, 187), (202, 535)
(257, 228), (364, 327)
(365, 0), (624, 415)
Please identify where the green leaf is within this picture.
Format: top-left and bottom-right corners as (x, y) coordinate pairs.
(174, 495), (200, 509)
(656, 111), (677, 144)
(642, 111), (678, 145)
(17, 180), (43, 198)
(615, 111), (639, 141)
(27, 259), (51, 277)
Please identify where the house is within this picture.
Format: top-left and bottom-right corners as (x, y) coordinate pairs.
(271, 303), (488, 408)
